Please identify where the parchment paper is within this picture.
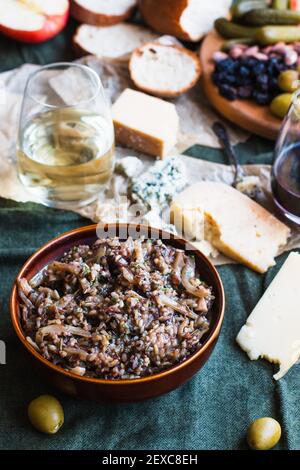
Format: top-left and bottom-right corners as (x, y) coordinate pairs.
(0, 58), (299, 267)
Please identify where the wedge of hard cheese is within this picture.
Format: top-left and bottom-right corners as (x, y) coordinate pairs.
(112, 88), (179, 157)
(170, 182), (290, 273)
(237, 252), (300, 380)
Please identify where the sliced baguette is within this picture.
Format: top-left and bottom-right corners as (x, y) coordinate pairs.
(129, 41), (201, 98)
(73, 23), (157, 59)
(139, 0), (232, 42)
(70, 0), (137, 26)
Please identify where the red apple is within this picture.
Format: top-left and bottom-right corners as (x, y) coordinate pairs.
(0, 0), (69, 43)
(290, 0), (300, 10)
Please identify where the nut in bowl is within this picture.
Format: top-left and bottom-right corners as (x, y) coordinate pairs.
(10, 224), (225, 402)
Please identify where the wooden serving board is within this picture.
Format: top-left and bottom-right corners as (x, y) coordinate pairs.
(200, 31), (282, 140)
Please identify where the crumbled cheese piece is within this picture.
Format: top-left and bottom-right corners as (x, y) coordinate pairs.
(235, 176), (262, 199)
(141, 209), (164, 229)
(237, 252), (300, 380)
(141, 209), (177, 234)
(116, 156), (144, 178)
(130, 156), (187, 210)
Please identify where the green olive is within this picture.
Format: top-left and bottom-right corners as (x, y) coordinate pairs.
(247, 417), (281, 450)
(278, 70), (299, 92)
(28, 395), (64, 434)
(270, 93), (293, 118)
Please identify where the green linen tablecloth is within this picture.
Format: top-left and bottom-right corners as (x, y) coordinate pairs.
(0, 22), (299, 451)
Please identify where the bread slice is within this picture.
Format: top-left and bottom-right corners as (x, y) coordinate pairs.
(70, 0), (137, 26)
(139, 0), (232, 42)
(129, 41), (201, 98)
(170, 182), (290, 273)
(73, 23), (157, 59)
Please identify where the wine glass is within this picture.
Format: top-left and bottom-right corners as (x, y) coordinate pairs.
(272, 91), (300, 225)
(17, 62), (115, 209)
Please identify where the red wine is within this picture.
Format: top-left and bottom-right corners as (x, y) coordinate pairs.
(272, 143), (300, 224)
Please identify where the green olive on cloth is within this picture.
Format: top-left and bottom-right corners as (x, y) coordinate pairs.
(247, 417), (281, 450)
(28, 395), (64, 434)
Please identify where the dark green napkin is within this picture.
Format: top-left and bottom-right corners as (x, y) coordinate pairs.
(0, 29), (299, 452)
(0, 146), (299, 450)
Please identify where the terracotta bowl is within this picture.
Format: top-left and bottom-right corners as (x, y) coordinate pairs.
(10, 224), (225, 402)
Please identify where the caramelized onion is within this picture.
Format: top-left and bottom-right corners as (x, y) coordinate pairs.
(18, 278), (33, 296)
(26, 336), (40, 351)
(195, 297), (208, 313)
(49, 261), (81, 275)
(124, 237), (134, 253)
(121, 267), (135, 283)
(64, 347), (89, 360)
(181, 258), (211, 299)
(134, 239), (144, 263)
(29, 271), (45, 288)
(36, 325), (91, 343)
(69, 366), (86, 376)
(96, 244), (107, 261)
(18, 290), (34, 309)
(156, 294), (198, 320)
(171, 250), (185, 285)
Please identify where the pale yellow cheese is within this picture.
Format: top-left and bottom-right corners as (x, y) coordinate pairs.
(112, 88), (179, 157)
(237, 252), (300, 380)
(170, 182), (290, 273)
(173, 204), (205, 241)
(171, 204), (219, 258)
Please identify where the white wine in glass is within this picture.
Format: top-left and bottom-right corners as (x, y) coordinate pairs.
(18, 63), (115, 209)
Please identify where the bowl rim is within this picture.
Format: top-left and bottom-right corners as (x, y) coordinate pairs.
(10, 223), (225, 386)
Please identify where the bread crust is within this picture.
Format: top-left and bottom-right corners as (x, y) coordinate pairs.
(138, 0), (194, 41)
(73, 25), (89, 57)
(70, 0), (136, 26)
(129, 42), (201, 98)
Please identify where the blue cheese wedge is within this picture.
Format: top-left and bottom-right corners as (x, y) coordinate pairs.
(130, 156), (187, 210)
(236, 252), (300, 380)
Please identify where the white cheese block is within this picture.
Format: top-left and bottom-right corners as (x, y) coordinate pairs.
(237, 252), (300, 380)
(170, 182), (290, 273)
(111, 88), (179, 157)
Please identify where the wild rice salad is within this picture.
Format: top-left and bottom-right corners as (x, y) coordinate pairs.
(19, 237), (214, 380)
